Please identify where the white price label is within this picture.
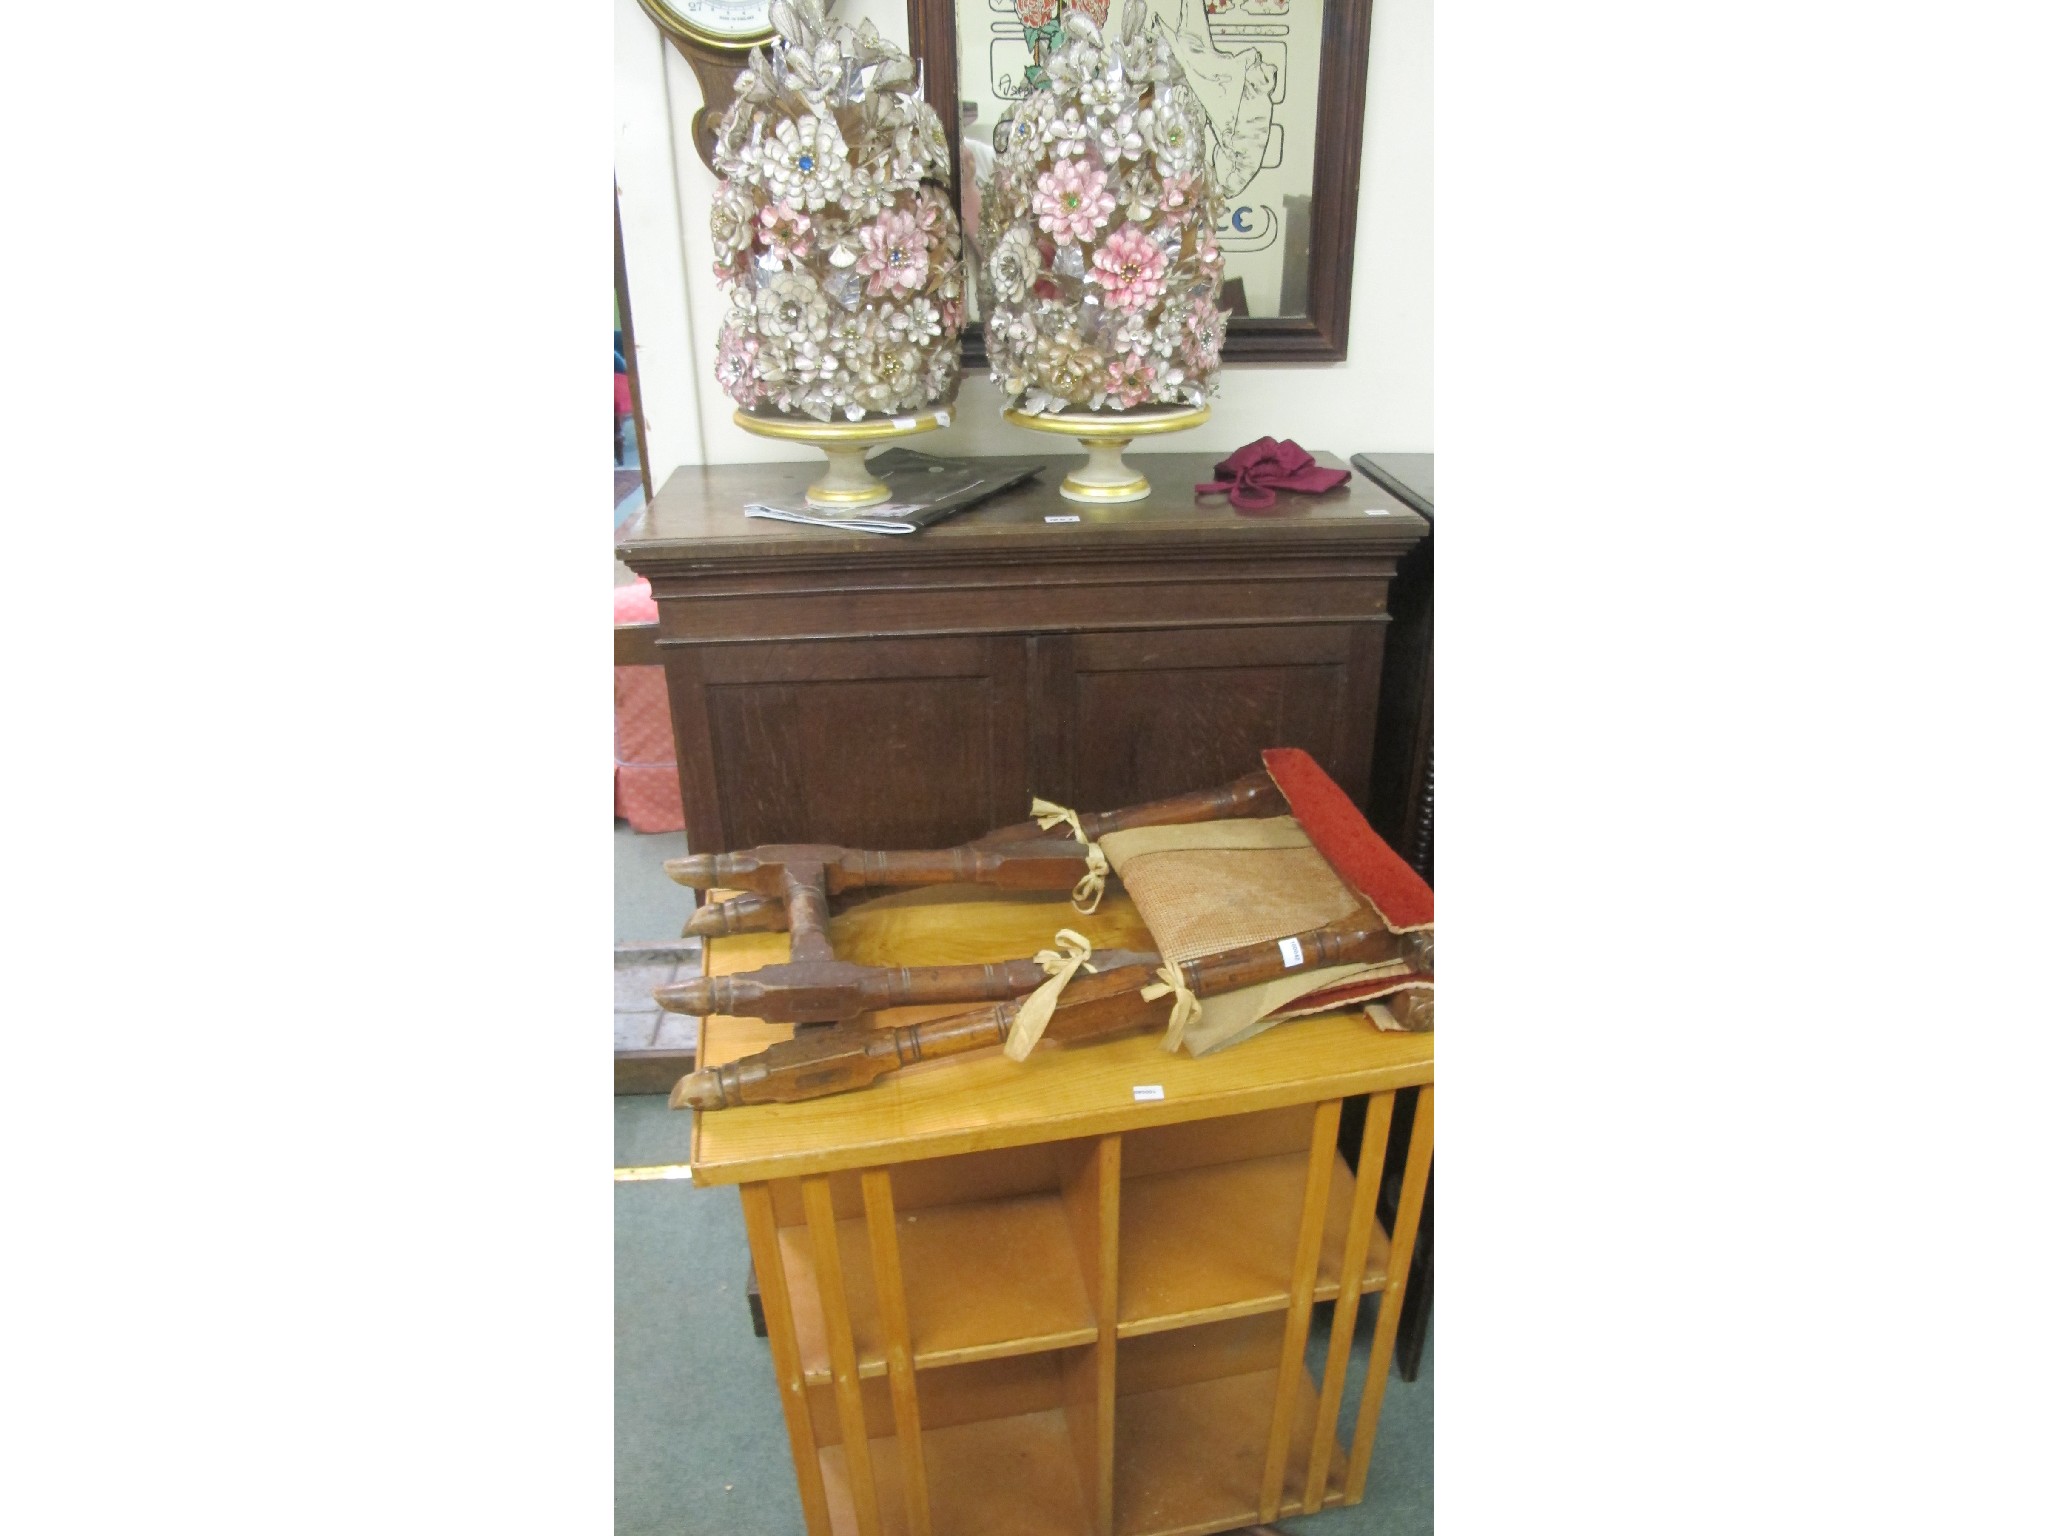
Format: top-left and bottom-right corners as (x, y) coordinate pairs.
(934, 409), (951, 427)
(1279, 936), (1305, 968)
(1365, 508), (1391, 516)
(1045, 514), (1081, 523)
(891, 416), (917, 430)
(1132, 1085), (1165, 1102)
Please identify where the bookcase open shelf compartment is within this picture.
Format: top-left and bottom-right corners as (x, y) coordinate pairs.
(736, 1091), (1433, 1536)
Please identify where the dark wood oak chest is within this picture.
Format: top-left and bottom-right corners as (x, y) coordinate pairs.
(617, 451), (1430, 854)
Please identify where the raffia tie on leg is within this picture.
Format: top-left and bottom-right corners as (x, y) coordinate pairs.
(1003, 929), (1098, 1062)
(1142, 956), (1203, 1054)
(1031, 796), (1109, 915)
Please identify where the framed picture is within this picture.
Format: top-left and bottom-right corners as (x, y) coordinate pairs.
(909, 0), (1375, 365)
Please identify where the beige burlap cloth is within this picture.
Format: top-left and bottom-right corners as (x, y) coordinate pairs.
(1098, 817), (1412, 1056)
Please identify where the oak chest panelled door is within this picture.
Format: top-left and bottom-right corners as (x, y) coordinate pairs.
(617, 453), (1430, 854)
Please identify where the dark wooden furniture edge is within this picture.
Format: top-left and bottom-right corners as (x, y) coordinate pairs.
(619, 527), (1426, 576)
(615, 622), (661, 668)
(1349, 452), (1432, 517)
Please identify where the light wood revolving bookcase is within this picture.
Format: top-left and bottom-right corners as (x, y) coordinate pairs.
(689, 887), (1436, 1536)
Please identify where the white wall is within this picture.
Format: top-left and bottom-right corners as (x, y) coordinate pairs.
(615, 0), (1431, 481)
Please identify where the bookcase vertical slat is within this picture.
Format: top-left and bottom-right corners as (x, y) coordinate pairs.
(803, 1173), (884, 1536)
(1092, 1135), (1121, 1536)
(1049, 1131), (1119, 1536)
(1301, 1090), (1396, 1513)
(741, 1183), (836, 1536)
(1257, 1099), (1343, 1522)
(1342, 1085), (1434, 1506)
(861, 1168), (931, 1536)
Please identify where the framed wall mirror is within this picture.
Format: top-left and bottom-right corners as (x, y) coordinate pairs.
(909, 0), (1375, 366)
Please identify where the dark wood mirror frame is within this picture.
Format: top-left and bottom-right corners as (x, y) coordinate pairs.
(908, 0), (1376, 367)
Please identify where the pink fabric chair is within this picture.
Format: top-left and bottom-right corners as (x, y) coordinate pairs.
(614, 579), (685, 833)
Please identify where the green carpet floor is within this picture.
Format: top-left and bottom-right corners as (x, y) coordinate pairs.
(615, 1098), (1432, 1535)
(616, 825), (693, 945)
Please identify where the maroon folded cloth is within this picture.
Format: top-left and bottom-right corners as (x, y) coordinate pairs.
(1194, 437), (1351, 511)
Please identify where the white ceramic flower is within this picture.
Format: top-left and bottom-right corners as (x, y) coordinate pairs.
(708, 179), (757, 282)
(891, 296), (943, 343)
(1080, 71), (1125, 115)
(798, 372), (854, 422)
(758, 269), (831, 344)
(987, 225), (1044, 303)
(1045, 21), (1102, 94)
(1048, 108), (1092, 161)
(782, 36), (845, 104)
(1144, 101), (1202, 178)
(761, 113), (851, 212)
(991, 305), (1038, 352)
(1096, 112), (1144, 164)
(853, 338), (926, 414)
(789, 334), (839, 387)
(913, 102), (951, 178)
(1003, 95), (1050, 157)
(1107, 308), (1154, 355)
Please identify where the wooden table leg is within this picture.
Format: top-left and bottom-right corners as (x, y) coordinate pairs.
(1395, 1174), (1433, 1382)
(1258, 1100), (1343, 1523)
(740, 1185), (835, 1535)
(1341, 1086), (1434, 1506)
(1301, 1091), (1395, 1514)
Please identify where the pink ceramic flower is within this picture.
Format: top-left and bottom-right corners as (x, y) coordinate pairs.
(855, 206), (928, 297)
(1090, 224), (1168, 312)
(1156, 172), (1197, 222)
(1105, 351), (1157, 409)
(715, 325), (763, 408)
(758, 201), (811, 263)
(1032, 159), (1115, 245)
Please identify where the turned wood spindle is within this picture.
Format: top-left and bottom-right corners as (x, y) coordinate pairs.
(683, 892), (787, 939)
(657, 951), (1154, 1026)
(971, 770), (1285, 846)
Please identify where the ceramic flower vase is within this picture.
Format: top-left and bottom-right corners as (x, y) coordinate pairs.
(979, 0), (1227, 423)
(709, 0), (965, 506)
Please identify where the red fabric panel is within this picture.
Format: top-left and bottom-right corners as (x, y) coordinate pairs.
(615, 664), (683, 832)
(616, 758), (685, 832)
(614, 577), (658, 624)
(614, 578), (684, 833)
(1284, 970), (1432, 1015)
(1261, 746), (1433, 931)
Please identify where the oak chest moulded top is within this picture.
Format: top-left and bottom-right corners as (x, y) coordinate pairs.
(615, 450), (1431, 584)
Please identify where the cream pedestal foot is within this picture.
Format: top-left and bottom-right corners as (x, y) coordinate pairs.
(1001, 403), (1212, 506)
(733, 407), (949, 510)
(812, 442), (891, 508)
